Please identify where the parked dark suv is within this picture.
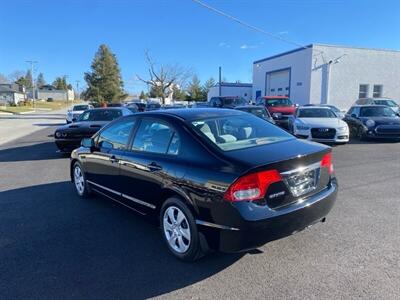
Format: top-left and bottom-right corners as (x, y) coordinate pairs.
(209, 96), (248, 108)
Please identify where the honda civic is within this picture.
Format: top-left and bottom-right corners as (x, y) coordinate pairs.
(70, 108), (337, 261)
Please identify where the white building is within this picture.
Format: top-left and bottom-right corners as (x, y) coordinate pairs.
(208, 82), (252, 101)
(253, 44), (400, 109)
(35, 85), (74, 101)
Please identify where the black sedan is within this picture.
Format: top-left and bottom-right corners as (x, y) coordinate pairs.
(235, 105), (275, 123)
(70, 108), (337, 261)
(344, 105), (400, 140)
(55, 107), (133, 151)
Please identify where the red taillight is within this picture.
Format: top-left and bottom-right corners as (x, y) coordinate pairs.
(224, 170), (282, 202)
(321, 152), (334, 175)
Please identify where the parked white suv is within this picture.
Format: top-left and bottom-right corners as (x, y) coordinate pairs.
(66, 104), (93, 123)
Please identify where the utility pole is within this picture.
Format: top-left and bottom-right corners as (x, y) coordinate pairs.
(218, 66), (222, 96)
(26, 60), (38, 110)
(75, 80), (80, 100)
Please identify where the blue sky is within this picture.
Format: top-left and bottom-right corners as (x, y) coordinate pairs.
(1, 0), (399, 94)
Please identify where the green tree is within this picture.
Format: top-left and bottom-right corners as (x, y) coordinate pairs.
(139, 91), (146, 99)
(24, 70), (33, 88)
(83, 44), (126, 103)
(202, 77), (216, 97)
(187, 75), (204, 101)
(15, 76), (30, 87)
(36, 73), (46, 87)
(171, 85), (186, 100)
(53, 76), (68, 90)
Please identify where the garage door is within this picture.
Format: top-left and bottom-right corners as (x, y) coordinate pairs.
(266, 69), (290, 96)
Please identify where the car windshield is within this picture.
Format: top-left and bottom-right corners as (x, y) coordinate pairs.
(322, 105), (340, 113)
(239, 107), (271, 119)
(79, 109), (122, 121)
(73, 105), (89, 111)
(147, 103), (161, 109)
(374, 100), (398, 107)
(298, 108), (337, 118)
(265, 98), (292, 107)
(191, 114), (293, 151)
(221, 97), (247, 106)
(360, 106), (396, 117)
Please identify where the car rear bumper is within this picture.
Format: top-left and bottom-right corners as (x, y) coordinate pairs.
(215, 180), (338, 252)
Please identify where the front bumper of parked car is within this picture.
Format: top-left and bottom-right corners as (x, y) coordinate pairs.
(294, 128), (349, 143)
(364, 126), (400, 140)
(201, 179), (338, 253)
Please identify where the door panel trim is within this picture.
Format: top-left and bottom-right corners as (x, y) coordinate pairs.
(91, 187), (146, 215)
(87, 180), (120, 196)
(87, 180), (156, 209)
(122, 193), (156, 209)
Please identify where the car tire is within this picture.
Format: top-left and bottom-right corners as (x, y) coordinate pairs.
(160, 197), (204, 261)
(72, 161), (92, 198)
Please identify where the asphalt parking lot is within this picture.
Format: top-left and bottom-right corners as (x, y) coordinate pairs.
(0, 125), (399, 299)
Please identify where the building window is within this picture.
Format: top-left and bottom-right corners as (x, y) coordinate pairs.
(359, 84), (369, 98)
(278, 88), (282, 91)
(296, 82), (302, 86)
(270, 88), (275, 92)
(373, 85), (383, 98)
(285, 87), (289, 90)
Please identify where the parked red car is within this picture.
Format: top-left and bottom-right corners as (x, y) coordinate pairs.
(256, 96), (296, 128)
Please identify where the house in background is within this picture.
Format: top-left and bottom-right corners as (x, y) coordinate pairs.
(0, 83), (26, 105)
(35, 84), (74, 101)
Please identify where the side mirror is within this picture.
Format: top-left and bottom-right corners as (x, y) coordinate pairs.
(72, 118), (77, 122)
(81, 138), (95, 150)
(351, 114), (357, 118)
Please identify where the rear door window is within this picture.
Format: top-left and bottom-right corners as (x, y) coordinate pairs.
(132, 119), (179, 155)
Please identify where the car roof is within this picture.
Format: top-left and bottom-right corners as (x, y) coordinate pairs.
(235, 105), (264, 109)
(299, 106), (331, 109)
(262, 96), (289, 99)
(138, 108), (244, 121)
(351, 105), (388, 108)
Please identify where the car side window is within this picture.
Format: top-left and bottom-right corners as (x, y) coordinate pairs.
(97, 119), (136, 150)
(132, 119), (179, 155)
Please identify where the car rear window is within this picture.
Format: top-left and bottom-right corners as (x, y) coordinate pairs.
(79, 109), (122, 121)
(191, 114), (293, 151)
(73, 105), (89, 111)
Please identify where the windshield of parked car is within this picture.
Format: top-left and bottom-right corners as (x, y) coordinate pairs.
(147, 103), (161, 110)
(79, 109), (122, 121)
(265, 98), (292, 107)
(360, 106), (397, 117)
(238, 107), (271, 119)
(191, 114), (293, 151)
(322, 105), (340, 113)
(298, 108), (337, 118)
(374, 100), (398, 107)
(73, 105), (89, 111)
(222, 97), (247, 106)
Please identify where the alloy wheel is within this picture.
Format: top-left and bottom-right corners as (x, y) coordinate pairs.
(74, 165), (85, 195)
(163, 206), (191, 253)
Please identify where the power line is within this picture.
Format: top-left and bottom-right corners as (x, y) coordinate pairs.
(191, 0), (316, 51)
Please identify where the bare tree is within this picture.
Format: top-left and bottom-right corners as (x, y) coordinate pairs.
(8, 70), (25, 83)
(136, 50), (192, 104)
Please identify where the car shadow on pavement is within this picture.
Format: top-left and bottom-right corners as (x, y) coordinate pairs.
(0, 141), (68, 162)
(0, 182), (243, 299)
